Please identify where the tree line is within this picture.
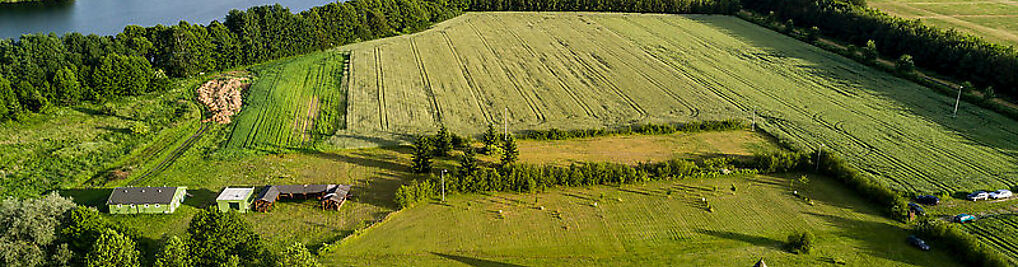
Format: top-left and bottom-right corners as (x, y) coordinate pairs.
(0, 0), (468, 121)
(742, 0), (1018, 100)
(467, 0), (741, 14)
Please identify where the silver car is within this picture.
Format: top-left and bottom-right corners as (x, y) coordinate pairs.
(990, 190), (1013, 200)
(968, 191), (989, 201)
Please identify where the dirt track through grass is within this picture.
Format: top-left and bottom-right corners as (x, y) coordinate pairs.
(338, 12), (1018, 193)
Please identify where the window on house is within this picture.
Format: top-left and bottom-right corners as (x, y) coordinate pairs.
(155, 204), (161, 208)
(144, 204), (149, 208)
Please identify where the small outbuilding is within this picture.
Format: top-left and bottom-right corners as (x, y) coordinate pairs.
(107, 187), (187, 214)
(253, 184), (351, 212)
(216, 187), (256, 213)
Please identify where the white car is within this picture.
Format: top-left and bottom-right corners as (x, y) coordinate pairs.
(990, 190), (1013, 200)
(968, 191), (990, 201)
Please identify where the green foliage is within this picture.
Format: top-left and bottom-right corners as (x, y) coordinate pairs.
(186, 207), (271, 267)
(895, 54), (915, 73)
(862, 40), (879, 62)
(85, 228), (140, 267)
(806, 26), (820, 42)
(786, 231), (816, 254)
(434, 125), (453, 157)
(0, 193), (76, 267)
(278, 242), (319, 267)
(154, 236), (191, 267)
(411, 135), (434, 174)
(395, 179), (436, 209)
(500, 134), (518, 166)
(458, 149), (479, 177)
(516, 120), (744, 140)
(482, 124), (499, 154)
(62, 206), (141, 256)
(984, 86), (995, 100)
(915, 218), (1008, 267)
(130, 121), (151, 135)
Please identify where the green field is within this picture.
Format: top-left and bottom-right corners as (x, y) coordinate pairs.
(870, 0), (1018, 46)
(226, 50), (349, 151)
(339, 12), (1018, 194)
(325, 173), (959, 266)
(963, 214), (1018, 264)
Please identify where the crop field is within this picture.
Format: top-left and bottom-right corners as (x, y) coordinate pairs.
(869, 0), (1018, 46)
(963, 214), (1018, 264)
(226, 50), (348, 151)
(324, 174), (959, 266)
(337, 12), (1018, 193)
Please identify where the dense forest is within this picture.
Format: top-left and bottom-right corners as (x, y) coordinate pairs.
(744, 0), (1018, 99)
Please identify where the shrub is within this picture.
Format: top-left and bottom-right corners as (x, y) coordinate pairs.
(130, 122), (150, 135)
(862, 40), (879, 62)
(896, 54), (915, 74)
(786, 231), (815, 254)
(395, 179), (436, 209)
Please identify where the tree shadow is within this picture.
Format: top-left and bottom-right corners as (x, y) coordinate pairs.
(694, 228), (784, 249)
(58, 188), (112, 208)
(182, 188), (217, 209)
(430, 252), (527, 267)
(803, 211), (960, 266)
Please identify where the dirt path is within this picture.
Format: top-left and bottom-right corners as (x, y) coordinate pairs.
(128, 123), (209, 186)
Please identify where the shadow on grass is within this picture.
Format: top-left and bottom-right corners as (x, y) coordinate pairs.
(430, 252), (527, 267)
(183, 188), (217, 209)
(803, 211), (958, 266)
(59, 188), (113, 208)
(695, 228), (784, 249)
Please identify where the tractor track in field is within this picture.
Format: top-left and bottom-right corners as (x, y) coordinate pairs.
(441, 31), (495, 125)
(468, 22), (547, 123)
(129, 123), (209, 186)
(410, 37), (444, 125)
(374, 47), (390, 130)
(493, 17), (599, 119)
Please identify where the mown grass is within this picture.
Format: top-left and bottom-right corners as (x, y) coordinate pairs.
(341, 12), (1018, 194)
(869, 0), (1018, 46)
(325, 173), (960, 266)
(226, 50), (348, 151)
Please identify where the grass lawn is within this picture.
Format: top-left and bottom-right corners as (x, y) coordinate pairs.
(870, 0), (1018, 46)
(511, 130), (781, 165)
(324, 173), (960, 266)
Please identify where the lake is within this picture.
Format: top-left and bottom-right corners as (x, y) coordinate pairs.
(0, 0), (333, 39)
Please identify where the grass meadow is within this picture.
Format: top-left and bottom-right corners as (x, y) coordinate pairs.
(869, 0), (1018, 46)
(338, 12), (1018, 194)
(324, 173), (959, 266)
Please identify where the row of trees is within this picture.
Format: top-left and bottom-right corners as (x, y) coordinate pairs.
(0, 0), (467, 121)
(515, 120), (745, 140)
(743, 0), (1018, 100)
(467, 0), (741, 14)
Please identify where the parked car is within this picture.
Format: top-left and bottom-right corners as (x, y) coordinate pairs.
(990, 190), (1013, 200)
(955, 214), (977, 224)
(907, 202), (926, 216)
(907, 235), (930, 251)
(915, 195), (940, 206)
(968, 191), (990, 201)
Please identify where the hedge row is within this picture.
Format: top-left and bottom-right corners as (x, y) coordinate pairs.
(515, 120), (745, 140)
(914, 218), (1009, 267)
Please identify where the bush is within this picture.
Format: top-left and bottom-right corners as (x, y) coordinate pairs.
(896, 54), (915, 74)
(394, 179), (436, 209)
(130, 122), (150, 135)
(786, 231), (815, 254)
(862, 40), (879, 62)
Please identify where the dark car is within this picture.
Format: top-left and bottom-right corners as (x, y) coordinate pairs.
(915, 195), (940, 206)
(907, 235), (931, 251)
(907, 202), (926, 216)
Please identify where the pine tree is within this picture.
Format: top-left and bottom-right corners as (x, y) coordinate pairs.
(501, 134), (518, 166)
(411, 135), (434, 174)
(434, 125), (453, 157)
(458, 148), (478, 177)
(482, 124), (498, 154)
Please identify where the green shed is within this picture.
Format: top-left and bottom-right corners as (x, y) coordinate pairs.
(216, 187), (255, 213)
(107, 187), (187, 214)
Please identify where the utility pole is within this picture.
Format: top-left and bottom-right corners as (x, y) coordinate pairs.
(815, 143), (825, 171)
(953, 86), (963, 118)
(441, 169), (447, 202)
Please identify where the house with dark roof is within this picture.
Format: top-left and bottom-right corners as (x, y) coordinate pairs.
(253, 184), (351, 212)
(107, 187), (187, 214)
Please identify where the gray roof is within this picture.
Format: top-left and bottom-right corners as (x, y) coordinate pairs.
(107, 187), (181, 205)
(217, 187), (255, 201)
(256, 184), (351, 203)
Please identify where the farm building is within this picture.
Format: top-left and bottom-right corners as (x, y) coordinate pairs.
(107, 187), (187, 214)
(253, 184), (351, 212)
(216, 187), (256, 213)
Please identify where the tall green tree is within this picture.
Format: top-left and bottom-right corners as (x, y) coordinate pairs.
(53, 67), (82, 104)
(278, 242), (319, 267)
(411, 135), (434, 173)
(187, 207), (270, 267)
(0, 193), (77, 267)
(154, 236), (191, 267)
(0, 75), (18, 120)
(501, 134), (518, 166)
(434, 125), (453, 157)
(482, 124), (498, 154)
(85, 228), (140, 267)
(458, 148), (478, 177)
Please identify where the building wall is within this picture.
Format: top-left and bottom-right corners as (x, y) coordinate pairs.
(107, 187), (187, 215)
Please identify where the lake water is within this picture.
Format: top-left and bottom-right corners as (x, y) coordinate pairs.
(0, 0), (333, 39)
